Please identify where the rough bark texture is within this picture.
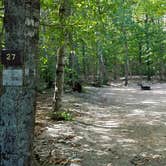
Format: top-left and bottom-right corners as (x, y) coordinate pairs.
(0, 20), (4, 95)
(0, 1), (40, 166)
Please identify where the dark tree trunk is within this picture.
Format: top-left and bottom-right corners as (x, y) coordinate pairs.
(69, 50), (81, 90)
(0, 1), (40, 166)
(122, 26), (129, 86)
(137, 41), (143, 81)
(0, 16), (4, 95)
(69, 50), (75, 87)
(159, 44), (165, 81)
(82, 42), (87, 80)
(145, 15), (151, 81)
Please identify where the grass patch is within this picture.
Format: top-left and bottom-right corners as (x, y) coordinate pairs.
(49, 110), (73, 121)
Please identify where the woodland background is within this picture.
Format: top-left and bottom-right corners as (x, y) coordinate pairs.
(0, 0), (166, 90)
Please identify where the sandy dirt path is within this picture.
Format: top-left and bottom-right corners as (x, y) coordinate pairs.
(35, 83), (166, 166)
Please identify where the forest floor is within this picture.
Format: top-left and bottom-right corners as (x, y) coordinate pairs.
(34, 82), (166, 166)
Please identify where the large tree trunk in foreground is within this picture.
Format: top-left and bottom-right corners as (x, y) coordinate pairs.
(0, 19), (4, 95)
(0, 1), (40, 166)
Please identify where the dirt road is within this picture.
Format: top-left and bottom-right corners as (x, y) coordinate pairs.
(35, 83), (166, 166)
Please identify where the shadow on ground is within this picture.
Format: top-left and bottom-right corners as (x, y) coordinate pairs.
(34, 83), (166, 166)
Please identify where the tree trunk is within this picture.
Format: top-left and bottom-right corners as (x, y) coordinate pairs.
(138, 41), (143, 81)
(52, 0), (71, 114)
(0, 1), (40, 166)
(145, 15), (151, 81)
(0, 16), (4, 95)
(96, 40), (108, 86)
(122, 26), (129, 86)
(69, 50), (81, 88)
(159, 44), (165, 81)
(82, 42), (87, 80)
(98, 49), (108, 85)
(53, 46), (65, 113)
(69, 51), (74, 87)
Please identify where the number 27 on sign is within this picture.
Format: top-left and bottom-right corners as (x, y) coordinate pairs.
(6, 53), (16, 61)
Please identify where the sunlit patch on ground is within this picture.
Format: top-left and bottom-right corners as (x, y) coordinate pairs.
(35, 83), (166, 166)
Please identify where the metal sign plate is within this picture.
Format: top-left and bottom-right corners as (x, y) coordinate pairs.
(1, 49), (22, 67)
(3, 69), (23, 86)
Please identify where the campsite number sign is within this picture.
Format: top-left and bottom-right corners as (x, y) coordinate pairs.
(1, 49), (22, 67)
(2, 69), (23, 86)
(1, 49), (23, 86)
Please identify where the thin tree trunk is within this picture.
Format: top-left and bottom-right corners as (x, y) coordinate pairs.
(159, 44), (165, 80)
(0, 1), (40, 166)
(69, 50), (75, 87)
(94, 37), (108, 86)
(113, 57), (118, 80)
(69, 50), (80, 87)
(122, 26), (129, 86)
(53, 46), (65, 113)
(145, 15), (151, 81)
(52, 0), (71, 115)
(138, 41), (143, 81)
(121, 0), (129, 86)
(97, 47), (108, 85)
(82, 42), (87, 80)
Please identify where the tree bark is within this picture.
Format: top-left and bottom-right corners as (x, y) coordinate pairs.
(69, 51), (75, 86)
(52, 0), (71, 114)
(53, 46), (65, 113)
(0, 1), (40, 166)
(122, 26), (129, 86)
(145, 15), (151, 81)
(138, 41), (142, 80)
(82, 42), (88, 80)
(0, 16), (4, 95)
(97, 44), (108, 85)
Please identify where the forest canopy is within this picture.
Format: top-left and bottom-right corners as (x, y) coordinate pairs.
(0, 0), (166, 87)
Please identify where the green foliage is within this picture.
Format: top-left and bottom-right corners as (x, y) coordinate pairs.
(50, 110), (73, 121)
(38, 53), (55, 89)
(38, 0), (166, 86)
(64, 67), (79, 85)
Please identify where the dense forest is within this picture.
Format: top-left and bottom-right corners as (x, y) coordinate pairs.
(0, 0), (166, 166)
(0, 0), (166, 86)
(0, 0), (166, 92)
(39, 0), (166, 85)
